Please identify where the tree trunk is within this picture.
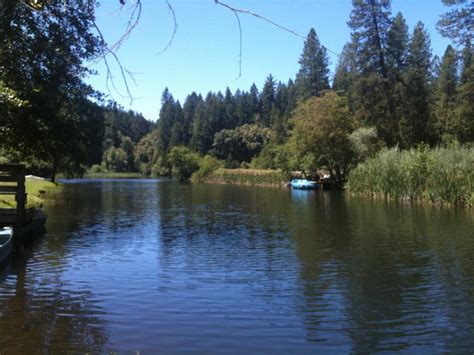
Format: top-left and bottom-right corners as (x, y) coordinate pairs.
(50, 158), (58, 183)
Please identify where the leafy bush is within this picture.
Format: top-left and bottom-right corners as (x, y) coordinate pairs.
(212, 124), (272, 164)
(102, 147), (129, 172)
(251, 143), (287, 170)
(167, 146), (200, 180)
(349, 126), (383, 161)
(89, 164), (103, 173)
(191, 155), (222, 181)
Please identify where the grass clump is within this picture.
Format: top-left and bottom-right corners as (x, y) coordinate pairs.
(347, 145), (474, 207)
(201, 168), (287, 187)
(82, 171), (144, 179)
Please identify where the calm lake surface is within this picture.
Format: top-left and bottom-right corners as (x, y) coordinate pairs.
(0, 179), (473, 352)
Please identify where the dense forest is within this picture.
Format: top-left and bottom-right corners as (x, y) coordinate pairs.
(0, 0), (473, 186)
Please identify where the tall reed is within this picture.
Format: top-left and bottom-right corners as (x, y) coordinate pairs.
(200, 168), (286, 187)
(347, 146), (474, 207)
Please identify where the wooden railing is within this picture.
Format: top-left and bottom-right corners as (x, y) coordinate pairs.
(0, 164), (26, 227)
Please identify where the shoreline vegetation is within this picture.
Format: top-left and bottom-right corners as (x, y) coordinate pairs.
(347, 146), (474, 208)
(81, 171), (144, 179)
(1, 1), (472, 210)
(0, 178), (61, 209)
(6, 146), (473, 209)
(196, 168), (287, 187)
(76, 144), (474, 208)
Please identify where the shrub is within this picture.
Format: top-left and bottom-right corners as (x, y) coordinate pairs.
(167, 146), (200, 180)
(89, 164), (103, 173)
(191, 155), (222, 182)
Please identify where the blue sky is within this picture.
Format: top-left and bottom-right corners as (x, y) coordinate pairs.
(87, 0), (452, 121)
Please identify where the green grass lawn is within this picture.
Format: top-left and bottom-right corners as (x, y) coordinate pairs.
(0, 179), (61, 209)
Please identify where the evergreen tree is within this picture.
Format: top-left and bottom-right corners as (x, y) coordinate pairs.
(284, 79), (298, 118)
(249, 83), (260, 116)
(385, 13), (409, 143)
(182, 92), (202, 146)
(456, 40), (474, 142)
(386, 12), (409, 81)
(333, 43), (358, 94)
(157, 88), (177, 154)
(234, 90), (248, 126)
(348, 0), (392, 76)
(294, 28), (330, 100)
(403, 22), (433, 146)
(435, 45), (458, 140)
(260, 75), (276, 127)
(347, 0), (399, 145)
(437, 0), (473, 45)
(190, 100), (208, 154)
(168, 101), (184, 150)
(224, 87), (237, 129)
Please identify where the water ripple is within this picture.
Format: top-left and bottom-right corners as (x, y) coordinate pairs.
(0, 180), (472, 352)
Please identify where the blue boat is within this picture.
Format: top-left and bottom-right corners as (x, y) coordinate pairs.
(289, 178), (320, 190)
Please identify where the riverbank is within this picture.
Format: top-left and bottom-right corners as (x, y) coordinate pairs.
(198, 168), (287, 187)
(0, 178), (61, 209)
(82, 172), (144, 179)
(347, 146), (474, 208)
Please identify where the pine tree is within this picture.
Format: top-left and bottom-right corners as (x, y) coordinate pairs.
(157, 88), (177, 154)
(190, 100), (208, 154)
(249, 83), (260, 117)
(456, 40), (474, 142)
(403, 22), (433, 146)
(284, 79), (298, 118)
(435, 45), (458, 140)
(182, 92), (202, 146)
(386, 12), (409, 81)
(347, 0), (399, 145)
(437, 0), (473, 45)
(168, 101), (184, 150)
(294, 28), (329, 100)
(385, 13), (410, 145)
(224, 87), (237, 129)
(260, 74), (276, 127)
(333, 43), (358, 94)
(348, 0), (392, 76)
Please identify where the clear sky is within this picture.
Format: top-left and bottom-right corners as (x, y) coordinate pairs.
(86, 0), (452, 121)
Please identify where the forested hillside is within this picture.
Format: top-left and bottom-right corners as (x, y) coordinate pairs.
(135, 0), (472, 185)
(0, 0), (472, 186)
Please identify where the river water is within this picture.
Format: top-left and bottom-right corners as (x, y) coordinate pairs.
(0, 179), (473, 352)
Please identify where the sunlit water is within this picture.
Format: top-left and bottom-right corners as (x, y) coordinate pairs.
(0, 179), (473, 352)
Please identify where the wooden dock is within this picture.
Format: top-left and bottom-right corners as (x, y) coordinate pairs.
(0, 164), (43, 248)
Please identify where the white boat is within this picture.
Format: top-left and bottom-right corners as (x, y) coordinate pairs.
(0, 227), (13, 263)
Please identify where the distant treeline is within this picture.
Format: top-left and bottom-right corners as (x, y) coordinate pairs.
(1, 0), (473, 186)
(130, 0), (472, 186)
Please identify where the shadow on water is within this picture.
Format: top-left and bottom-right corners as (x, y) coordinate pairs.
(286, 192), (474, 352)
(0, 239), (108, 352)
(154, 182), (474, 352)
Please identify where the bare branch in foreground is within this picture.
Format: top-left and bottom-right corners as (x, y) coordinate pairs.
(157, 0), (178, 55)
(214, 0), (340, 77)
(91, 17), (136, 104)
(214, 0), (306, 40)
